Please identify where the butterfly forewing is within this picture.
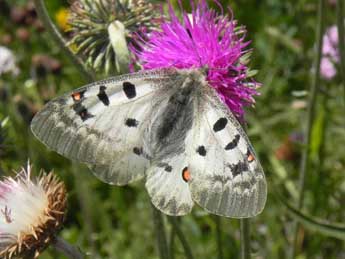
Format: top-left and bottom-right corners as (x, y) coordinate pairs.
(31, 69), (179, 185)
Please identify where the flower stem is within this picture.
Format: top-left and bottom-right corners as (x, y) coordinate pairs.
(72, 164), (96, 255)
(336, 0), (345, 90)
(52, 236), (85, 259)
(33, 0), (94, 82)
(290, 0), (326, 257)
(151, 205), (170, 259)
(169, 225), (176, 259)
(168, 217), (194, 259)
(240, 218), (251, 259)
(214, 216), (224, 259)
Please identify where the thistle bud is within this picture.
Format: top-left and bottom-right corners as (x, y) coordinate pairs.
(68, 0), (160, 75)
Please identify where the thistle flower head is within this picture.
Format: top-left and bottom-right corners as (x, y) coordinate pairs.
(68, 0), (161, 74)
(0, 164), (67, 259)
(132, 0), (259, 118)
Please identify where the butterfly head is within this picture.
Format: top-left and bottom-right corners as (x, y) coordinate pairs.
(181, 68), (208, 88)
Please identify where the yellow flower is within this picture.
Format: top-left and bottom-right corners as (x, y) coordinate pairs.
(55, 8), (71, 32)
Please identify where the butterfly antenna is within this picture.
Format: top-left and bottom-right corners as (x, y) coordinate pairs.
(185, 28), (203, 68)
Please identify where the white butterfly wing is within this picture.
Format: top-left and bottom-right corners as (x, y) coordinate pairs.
(145, 153), (194, 216)
(31, 70), (177, 185)
(186, 87), (267, 218)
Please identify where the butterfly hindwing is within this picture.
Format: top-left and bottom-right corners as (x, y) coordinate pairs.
(31, 70), (178, 185)
(186, 87), (266, 218)
(145, 153), (194, 216)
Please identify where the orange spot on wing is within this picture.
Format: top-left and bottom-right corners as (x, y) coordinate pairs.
(182, 167), (191, 182)
(72, 92), (81, 101)
(247, 153), (255, 162)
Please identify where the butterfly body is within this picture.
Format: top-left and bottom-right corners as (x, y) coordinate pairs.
(31, 68), (266, 218)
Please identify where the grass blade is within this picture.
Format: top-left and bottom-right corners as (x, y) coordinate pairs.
(280, 196), (345, 240)
(291, 0), (326, 256)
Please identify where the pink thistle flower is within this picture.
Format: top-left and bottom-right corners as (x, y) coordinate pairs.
(131, 0), (259, 119)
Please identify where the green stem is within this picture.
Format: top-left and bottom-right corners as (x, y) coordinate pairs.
(152, 205), (170, 259)
(291, 0), (326, 256)
(336, 0), (345, 90)
(52, 236), (85, 259)
(240, 218), (251, 259)
(214, 216), (224, 259)
(72, 164), (96, 255)
(313, 95), (328, 214)
(168, 226), (176, 259)
(168, 217), (194, 259)
(33, 0), (94, 82)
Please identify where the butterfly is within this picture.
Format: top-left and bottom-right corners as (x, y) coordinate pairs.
(30, 68), (266, 218)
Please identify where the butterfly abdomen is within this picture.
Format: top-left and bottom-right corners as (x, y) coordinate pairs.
(156, 91), (193, 140)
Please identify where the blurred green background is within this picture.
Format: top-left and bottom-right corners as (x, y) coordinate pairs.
(0, 0), (344, 258)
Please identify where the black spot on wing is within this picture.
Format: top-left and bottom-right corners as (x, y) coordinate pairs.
(228, 161), (249, 177)
(97, 85), (110, 106)
(213, 118), (228, 132)
(123, 82), (136, 99)
(72, 103), (94, 121)
(125, 118), (139, 127)
(157, 162), (173, 172)
(225, 134), (240, 150)
(196, 145), (206, 156)
(165, 165), (172, 172)
(133, 147), (143, 156)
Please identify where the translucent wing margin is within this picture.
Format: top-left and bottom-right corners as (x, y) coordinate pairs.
(31, 69), (177, 185)
(187, 87), (267, 218)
